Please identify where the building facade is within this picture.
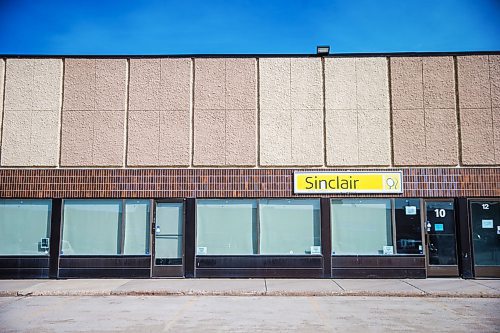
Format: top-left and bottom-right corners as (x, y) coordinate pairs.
(0, 53), (498, 279)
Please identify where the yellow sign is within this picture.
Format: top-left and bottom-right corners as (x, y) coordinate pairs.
(294, 171), (403, 194)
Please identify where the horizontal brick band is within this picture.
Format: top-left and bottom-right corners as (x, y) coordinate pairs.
(0, 168), (498, 198)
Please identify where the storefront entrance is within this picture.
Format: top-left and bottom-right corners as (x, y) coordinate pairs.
(424, 200), (459, 277)
(152, 201), (185, 277)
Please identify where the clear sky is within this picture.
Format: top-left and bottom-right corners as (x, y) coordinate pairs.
(1, 0), (499, 55)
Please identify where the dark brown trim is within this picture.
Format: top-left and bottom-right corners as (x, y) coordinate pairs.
(185, 198), (196, 278)
(49, 199), (62, 278)
(0, 257), (50, 279)
(474, 266), (500, 278)
(320, 198), (332, 277)
(456, 198), (474, 278)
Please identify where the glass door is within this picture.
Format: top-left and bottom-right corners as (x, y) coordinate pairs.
(152, 201), (184, 277)
(424, 200), (459, 276)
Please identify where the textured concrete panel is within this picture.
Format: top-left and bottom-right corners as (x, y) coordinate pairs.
(5, 59), (62, 111)
(129, 59), (161, 111)
(291, 109), (323, 165)
(92, 111), (125, 166)
(160, 59), (192, 111)
(423, 57), (455, 109)
(64, 59), (127, 111)
(260, 109), (291, 165)
(60, 111), (94, 166)
(0, 60), (4, 145)
(326, 109), (358, 166)
(460, 108), (495, 165)
(325, 58), (356, 110)
(390, 57), (423, 110)
(494, 108), (500, 164)
(194, 59), (225, 110)
(393, 109), (426, 166)
(358, 109), (391, 165)
(226, 59), (257, 110)
(356, 58), (389, 110)
(127, 111), (159, 166)
(1, 111), (32, 166)
(291, 58), (323, 110)
(30, 110), (60, 166)
(457, 56), (490, 109)
(490, 55), (500, 108)
(259, 58), (291, 110)
(425, 109), (458, 165)
(63, 59), (96, 111)
(159, 111), (191, 166)
(193, 109), (225, 165)
(225, 109), (256, 166)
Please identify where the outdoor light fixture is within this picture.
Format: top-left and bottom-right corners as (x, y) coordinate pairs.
(316, 45), (330, 55)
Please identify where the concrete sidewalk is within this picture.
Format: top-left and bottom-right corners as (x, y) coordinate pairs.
(1, 278), (499, 298)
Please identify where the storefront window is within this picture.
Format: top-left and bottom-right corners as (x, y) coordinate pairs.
(196, 200), (257, 255)
(259, 199), (320, 255)
(61, 199), (150, 255)
(0, 200), (52, 255)
(331, 199), (393, 255)
(470, 200), (500, 266)
(395, 199), (423, 254)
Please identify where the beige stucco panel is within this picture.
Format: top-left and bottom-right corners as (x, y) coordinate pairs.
(159, 111), (191, 166)
(460, 108), (495, 165)
(1, 111), (32, 166)
(260, 108), (291, 166)
(425, 108), (459, 165)
(92, 111), (125, 166)
(193, 109), (225, 166)
(259, 58), (291, 110)
(0, 60), (4, 145)
(493, 108), (500, 164)
(95, 59), (127, 111)
(225, 109), (257, 166)
(392, 109), (426, 166)
(60, 111), (94, 166)
(457, 56), (490, 109)
(324, 58), (356, 110)
(326, 109), (358, 166)
(5, 59), (62, 111)
(129, 59), (161, 111)
(159, 59), (192, 111)
(423, 57), (455, 109)
(390, 57), (423, 110)
(127, 110), (159, 166)
(194, 59), (225, 110)
(291, 109), (323, 166)
(226, 59), (257, 110)
(63, 59), (96, 111)
(358, 109), (391, 165)
(490, 55), (500, 108)
(30, 110), (60, 166)
(356, 57), (389, 110)
(291, 58), (323, 110)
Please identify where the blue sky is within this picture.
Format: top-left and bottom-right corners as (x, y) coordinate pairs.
(0, 0), (499, 55)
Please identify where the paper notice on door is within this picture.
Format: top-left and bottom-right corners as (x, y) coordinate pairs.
(482, 219), (494, 228)
(383, 246), (394, 255)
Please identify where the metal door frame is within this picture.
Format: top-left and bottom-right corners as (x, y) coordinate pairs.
(424, 198), (459, 277)
(151, 199), (185, 277)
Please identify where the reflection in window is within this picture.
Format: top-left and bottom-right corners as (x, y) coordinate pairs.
(0, 200), (52, 255)
(395, 199), (423, 254)
(470, 201), (500, 266)
(331, 199), (393, 255)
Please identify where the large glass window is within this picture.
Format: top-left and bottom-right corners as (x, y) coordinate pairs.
(155, 202), (183, 264)
(197, 200), (257, 255)
(331, 199), (393, 255)
(61, 199), (150, 255)
(470, 200), (500, 266)
(395, 199), (423, 254)
(0, 200), (52, 255)
(259, 199), (320, 255)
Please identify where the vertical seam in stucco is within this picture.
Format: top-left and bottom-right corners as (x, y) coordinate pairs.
(487, 55), (496, 163)
(322, 57), (327, 167)
(256, 58), (260, 167)
(190, 58), (195, 167)
(158, 59), (162, 164)
(92, 59), (97, 164)
(58, 58), (65, 168)
(289, 58), (293, 164)
(124, 58), (130, 168)
(0, 59), (7, 161)
(421, 57), (427, 165)
(355, 59), (360, 164)
(453, 56), (463, 166)
(29, 59), (35, 164)
(224, 59), (227, 165)
(387, 57), (394, 167)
